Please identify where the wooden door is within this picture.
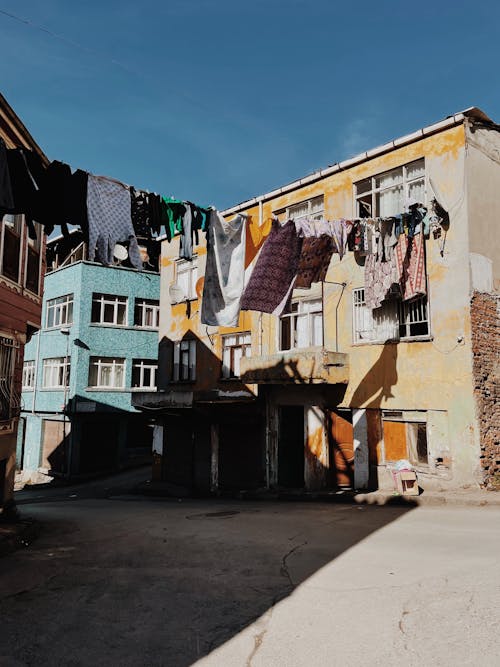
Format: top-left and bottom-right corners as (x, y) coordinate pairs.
(41, 419), (69, 474)
(328, 410), (354, 487)
(382, 420), (407, 462)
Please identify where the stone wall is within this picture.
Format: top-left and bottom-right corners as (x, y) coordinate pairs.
(471, 291), (500, 488)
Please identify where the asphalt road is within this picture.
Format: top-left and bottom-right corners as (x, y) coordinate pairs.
(1, 470), (499, 666)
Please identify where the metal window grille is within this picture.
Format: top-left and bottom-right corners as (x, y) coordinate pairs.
(0, 336), (20, 421)
(353, 288), (429, 343)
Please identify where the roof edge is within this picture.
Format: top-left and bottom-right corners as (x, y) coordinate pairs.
(221, 107), (493, 216)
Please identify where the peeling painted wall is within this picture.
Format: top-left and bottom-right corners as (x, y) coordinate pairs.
(158, 122), (497, 489)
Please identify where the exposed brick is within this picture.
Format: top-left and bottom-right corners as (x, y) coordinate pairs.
(471, 291), (500, 489)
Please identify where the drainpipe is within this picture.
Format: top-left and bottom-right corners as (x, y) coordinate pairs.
(31, 329), (41, 414)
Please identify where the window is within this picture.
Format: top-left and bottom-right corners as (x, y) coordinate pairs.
(355, 159), (425, 218)
(42, 357), (70, 389)
(222, 332), (252, 378)
(22, 360), (35, 389)
(134, 299), (160, 328)
(88, 357), (125, 389)
(91, 293), (127, 325)
(172, 340), (196, 382)
(132, 359), (157, 389)
(280, 299), (323, 351)
(276, 195), (324, 222)
(353, 288), (429, 343)
(46, 294), (74, 328)
(0, 214), (23, 283)
(382, 411), (428, 466)
(0, 336), (17, 420)
(25, 223), (42, 294)
(174, 258), (198, 302)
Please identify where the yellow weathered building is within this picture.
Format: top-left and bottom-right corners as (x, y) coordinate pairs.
(134, 108), (500, 494)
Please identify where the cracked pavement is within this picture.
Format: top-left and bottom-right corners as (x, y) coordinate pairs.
(1, 469), (500, 666)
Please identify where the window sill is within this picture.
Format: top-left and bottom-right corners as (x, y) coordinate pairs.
(352, 335), (433, 347)
(85, 387), (128, 392)
(43, 325), (74, 332)
(130, 387), (157, 392)
(88, 324), (159, 331)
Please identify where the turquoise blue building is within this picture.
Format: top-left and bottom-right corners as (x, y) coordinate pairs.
(18, 256), (160, 479)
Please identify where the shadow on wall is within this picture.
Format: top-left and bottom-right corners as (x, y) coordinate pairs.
(23, 395), (153, 482)
(350, 341), (398, 409)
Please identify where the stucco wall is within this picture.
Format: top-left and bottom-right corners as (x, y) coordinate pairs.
(159, 122), (491, 487)
(465, 121), (500, 290)
(20, 261), (160, 472)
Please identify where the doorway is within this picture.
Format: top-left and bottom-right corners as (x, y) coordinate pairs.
(327, 409), (354, 488)
(278, 406), (304, 488)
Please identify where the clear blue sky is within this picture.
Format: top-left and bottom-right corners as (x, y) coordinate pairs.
(2, 1), (500, 210)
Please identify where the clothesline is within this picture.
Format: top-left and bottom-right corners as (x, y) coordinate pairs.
(0, 137), (213, 269)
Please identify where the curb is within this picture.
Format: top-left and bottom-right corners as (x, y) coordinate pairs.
(132, 483), (500, 508)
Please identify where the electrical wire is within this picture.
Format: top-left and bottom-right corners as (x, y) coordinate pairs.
(0, 8), (140, 76)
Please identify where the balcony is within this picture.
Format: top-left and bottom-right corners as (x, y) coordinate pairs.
(240, 347), (349, 385)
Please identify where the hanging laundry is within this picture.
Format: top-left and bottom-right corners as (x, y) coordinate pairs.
(5, 148), (45, 238)
(201, 211), (247, 327)
(37, 160), (73, 237)
(147, 193), (164, 236)
(69, 169), (89, 242)
(0, 138), (14, 213)
(162, 197), (186, 233)
(240, 219), (303, 316)
(330, 219), (351, 260)
(130, 188), (151, 239)
(86, 175), (142, 269)
(180, 202), (193, 260)
(394, 229), (426, 302)
(295, 236), (335, 289)
(379, 218), (398, 261)
(364, 251), (399, 310)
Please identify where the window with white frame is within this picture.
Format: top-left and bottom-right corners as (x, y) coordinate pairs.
(353, 288), (429, 343)
(88, 357), (125, 389)
(91, 293), (127, 325)
(279, 298), (323, 351)
(42, 357), (70, 389)
(276, 195), (324, 222)
(0, 336), (17, 420)
(222, 332), (252, 378)
(172, 340), (196, 382)
(22, 360), (35, 389)
(354, 159), (425, 218)
(0, 214), (23, 284)
(46, 294), (74, 328)
(174, 257), (198, 302)
(134, 299), (160, 328)
(132, 359), (157, 389)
